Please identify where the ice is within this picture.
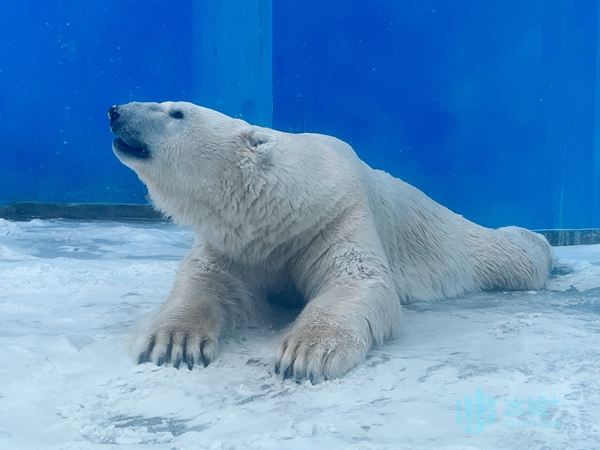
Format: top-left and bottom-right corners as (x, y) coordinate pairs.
(0, 219), (599, 449)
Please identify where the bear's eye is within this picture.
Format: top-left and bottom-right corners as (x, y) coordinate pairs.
(170, 110), (184, 119)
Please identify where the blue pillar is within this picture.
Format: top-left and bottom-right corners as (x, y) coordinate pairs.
(192, 0), (273, 127)
(594, 2), (600, 228)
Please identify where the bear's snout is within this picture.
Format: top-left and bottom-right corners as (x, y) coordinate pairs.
(108, 105), (124, 136)
(108, 105), (120, 122)
(109, 104), (151, 160)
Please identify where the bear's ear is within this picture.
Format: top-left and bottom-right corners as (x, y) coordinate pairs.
(241, 127), (277, 154)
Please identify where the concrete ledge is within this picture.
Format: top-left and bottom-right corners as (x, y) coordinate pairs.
(537, 229), (600, 247)
(0, 203), (164, 221)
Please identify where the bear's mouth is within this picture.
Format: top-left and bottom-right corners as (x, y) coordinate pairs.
(112, 137), (151, 159)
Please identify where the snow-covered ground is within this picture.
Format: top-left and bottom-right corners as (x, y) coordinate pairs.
(1, 219), (599, 450)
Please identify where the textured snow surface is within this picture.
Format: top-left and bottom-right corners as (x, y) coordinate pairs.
(0, 219), (599, 449)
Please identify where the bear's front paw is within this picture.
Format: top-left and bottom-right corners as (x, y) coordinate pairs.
(274, 320), (368, 383)
(137, 323), (219, 370)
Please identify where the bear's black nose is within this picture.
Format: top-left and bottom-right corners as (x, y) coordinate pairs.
(108, 105), (120, 121)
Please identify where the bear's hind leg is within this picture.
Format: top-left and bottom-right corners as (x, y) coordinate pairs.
(471, 226), (553, 292)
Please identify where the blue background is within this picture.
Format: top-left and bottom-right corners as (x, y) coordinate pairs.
(1, 0), (599, 230)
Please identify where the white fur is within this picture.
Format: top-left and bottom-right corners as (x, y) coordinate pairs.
(110, 101), (554, 381)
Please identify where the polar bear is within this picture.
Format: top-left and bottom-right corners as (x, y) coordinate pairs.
(109, 101), (553, 382)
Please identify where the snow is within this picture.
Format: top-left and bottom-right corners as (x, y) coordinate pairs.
(0, 219), (599, 449)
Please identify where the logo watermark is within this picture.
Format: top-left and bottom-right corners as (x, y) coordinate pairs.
(503, 395), (561, 429)
(456, 387), (497, 435)
(456, 388), (561, 435)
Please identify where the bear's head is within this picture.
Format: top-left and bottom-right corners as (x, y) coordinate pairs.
(108, 101), (277, 228)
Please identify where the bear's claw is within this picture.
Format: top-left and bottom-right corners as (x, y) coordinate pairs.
(137, 336), (155, 365)
(137, 331), (217, 370)
(274, 357), (325, 384)
(274, 354), (326, 384)
(275, 318), (368, 383)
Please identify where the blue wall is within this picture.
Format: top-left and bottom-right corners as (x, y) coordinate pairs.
(273, 0), (600, 229)
(0, 0), (196, 205)
(1, 1), (599, 229)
